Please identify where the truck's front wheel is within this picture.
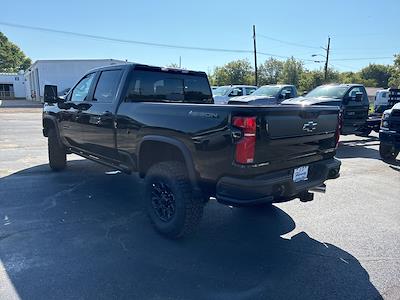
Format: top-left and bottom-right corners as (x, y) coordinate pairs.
(379, 143), (399, 161)
(48, 128), (67, 171)
(145, 161), (204, 239)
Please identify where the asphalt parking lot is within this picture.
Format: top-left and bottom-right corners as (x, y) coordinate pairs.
(0, 106), (399, 300)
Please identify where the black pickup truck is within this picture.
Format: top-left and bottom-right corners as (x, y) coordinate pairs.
(379, 102), (400, 160)
(42, 63), (341, 238)
(283, 84), (371, 136)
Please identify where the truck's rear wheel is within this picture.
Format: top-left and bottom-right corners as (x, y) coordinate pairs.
(145, 161), (204, 239)
(48, 128), (67, 171)
(379, 143), (399, 161)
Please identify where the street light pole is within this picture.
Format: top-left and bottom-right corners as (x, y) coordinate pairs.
(324, 36), (331, 81)
(253, 25), (258, 86)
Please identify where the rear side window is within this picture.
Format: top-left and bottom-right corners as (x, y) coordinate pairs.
(93, 70), (123, 103)
(125, 70), (212, 103)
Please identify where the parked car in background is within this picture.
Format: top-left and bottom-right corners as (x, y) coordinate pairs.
(212, 85), (257, 105)
(42, 63), (341, 239)
(374, 89), (390, 113)
(379, 102), (400, 161)
(228, 84), (297, 105)
(283, 84), (371, 135)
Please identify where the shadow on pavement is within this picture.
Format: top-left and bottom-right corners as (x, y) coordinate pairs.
(0, 160), (382, 299)
(336, 136), (380, 160)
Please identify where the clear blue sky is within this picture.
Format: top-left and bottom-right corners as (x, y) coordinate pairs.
(1, 0), (399, 72)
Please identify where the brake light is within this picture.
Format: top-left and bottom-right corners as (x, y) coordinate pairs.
(232, 116), (256, 164)
(335, 111), (342, 148)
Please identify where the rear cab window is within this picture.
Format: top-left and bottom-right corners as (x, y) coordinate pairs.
(125, 69), (212, 104)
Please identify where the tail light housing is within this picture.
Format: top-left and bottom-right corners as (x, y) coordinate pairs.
(335, 111), (342, 148)
(232, 116), (256, 164)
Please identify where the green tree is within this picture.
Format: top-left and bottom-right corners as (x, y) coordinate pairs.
(210, 59), (254, 85)
(339, 71), (377, 87)
(360, 63), (391, 87)
(388, 54), (400, 88)
(0, 32), (32, 72)
(258, 58), (284, 85)
(299, 70), (325, 93)
(278, 57), (304, 87)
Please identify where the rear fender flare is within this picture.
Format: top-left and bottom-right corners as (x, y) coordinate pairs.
(137, 135), (199, 189)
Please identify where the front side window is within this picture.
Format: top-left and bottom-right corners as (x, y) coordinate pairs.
(93, 70), (123, 103)
(125, 70), (212, 103)
(229, 87), (243, 97)
(70, 73), (95, 102)
(245, 87), (256, 95)
(346, 87), (364, 102)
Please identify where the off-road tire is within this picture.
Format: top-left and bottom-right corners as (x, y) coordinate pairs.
(379, 143), (399, 161)
(48, 128), (67, 171)
(145, 161), (204, 239)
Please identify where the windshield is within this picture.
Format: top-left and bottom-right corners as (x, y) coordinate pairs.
(306, 85), (348, 99)
(212, 86), (230, 96)
(252, 86), (281, 97)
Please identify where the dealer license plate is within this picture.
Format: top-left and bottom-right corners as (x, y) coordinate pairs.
(293, 166), (309, 183)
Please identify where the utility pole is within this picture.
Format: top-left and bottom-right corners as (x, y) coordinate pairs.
(253, 25), (258, 86)
(179, 56), (182, 68)
(324, 36), (331, 81)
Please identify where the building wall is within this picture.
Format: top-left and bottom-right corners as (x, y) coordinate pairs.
(0, 73), (26, 98)
(25, 59), (126, 101)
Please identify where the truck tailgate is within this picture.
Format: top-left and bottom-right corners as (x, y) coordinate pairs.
(233, 105), (339, 166)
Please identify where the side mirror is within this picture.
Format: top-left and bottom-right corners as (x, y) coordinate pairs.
(229, 89), (240, 97)
(44, 85), (63, 103)
(355, 92), (363, 102)
(302, 91), (308, 96)
(342, 97), (350, 105)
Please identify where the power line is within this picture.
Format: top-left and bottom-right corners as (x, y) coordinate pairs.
(257, 33), (321, 49)
(330, 56), (393, 61)
(0, 21), (315, 62)
(0, 21), (394, 65)
(0, 21), (252, 54)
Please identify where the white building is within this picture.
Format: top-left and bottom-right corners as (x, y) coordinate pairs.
(0, 71), (26, 99)
(24, 59), (126, 101)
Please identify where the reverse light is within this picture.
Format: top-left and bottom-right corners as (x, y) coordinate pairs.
(335, 111), (342, 148)
(232, 116), (256, 164)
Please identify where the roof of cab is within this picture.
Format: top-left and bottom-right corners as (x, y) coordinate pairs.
(86, 63), (207, 75)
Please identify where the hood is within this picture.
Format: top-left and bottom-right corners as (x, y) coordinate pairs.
(384, 102), (400, 115)
(228, 95), (277, 105)
(213, 95), (229, 105)
(282, 96), (341, 106)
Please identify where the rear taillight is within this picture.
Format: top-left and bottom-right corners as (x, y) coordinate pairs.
(232, 116), (256, 164)
(335, 111), (342, 148)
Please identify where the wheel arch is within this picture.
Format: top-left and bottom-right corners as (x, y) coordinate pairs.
(137, 135), (199, 189)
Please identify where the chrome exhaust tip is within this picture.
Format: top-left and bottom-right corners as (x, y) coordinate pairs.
(309, 184), (327, 194)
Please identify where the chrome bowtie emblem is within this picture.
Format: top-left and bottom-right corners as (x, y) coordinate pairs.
(302, 121), (318, 132)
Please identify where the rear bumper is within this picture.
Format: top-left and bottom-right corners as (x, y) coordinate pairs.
(216, 158), (341, 206)
(380, 130), (400, 149)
